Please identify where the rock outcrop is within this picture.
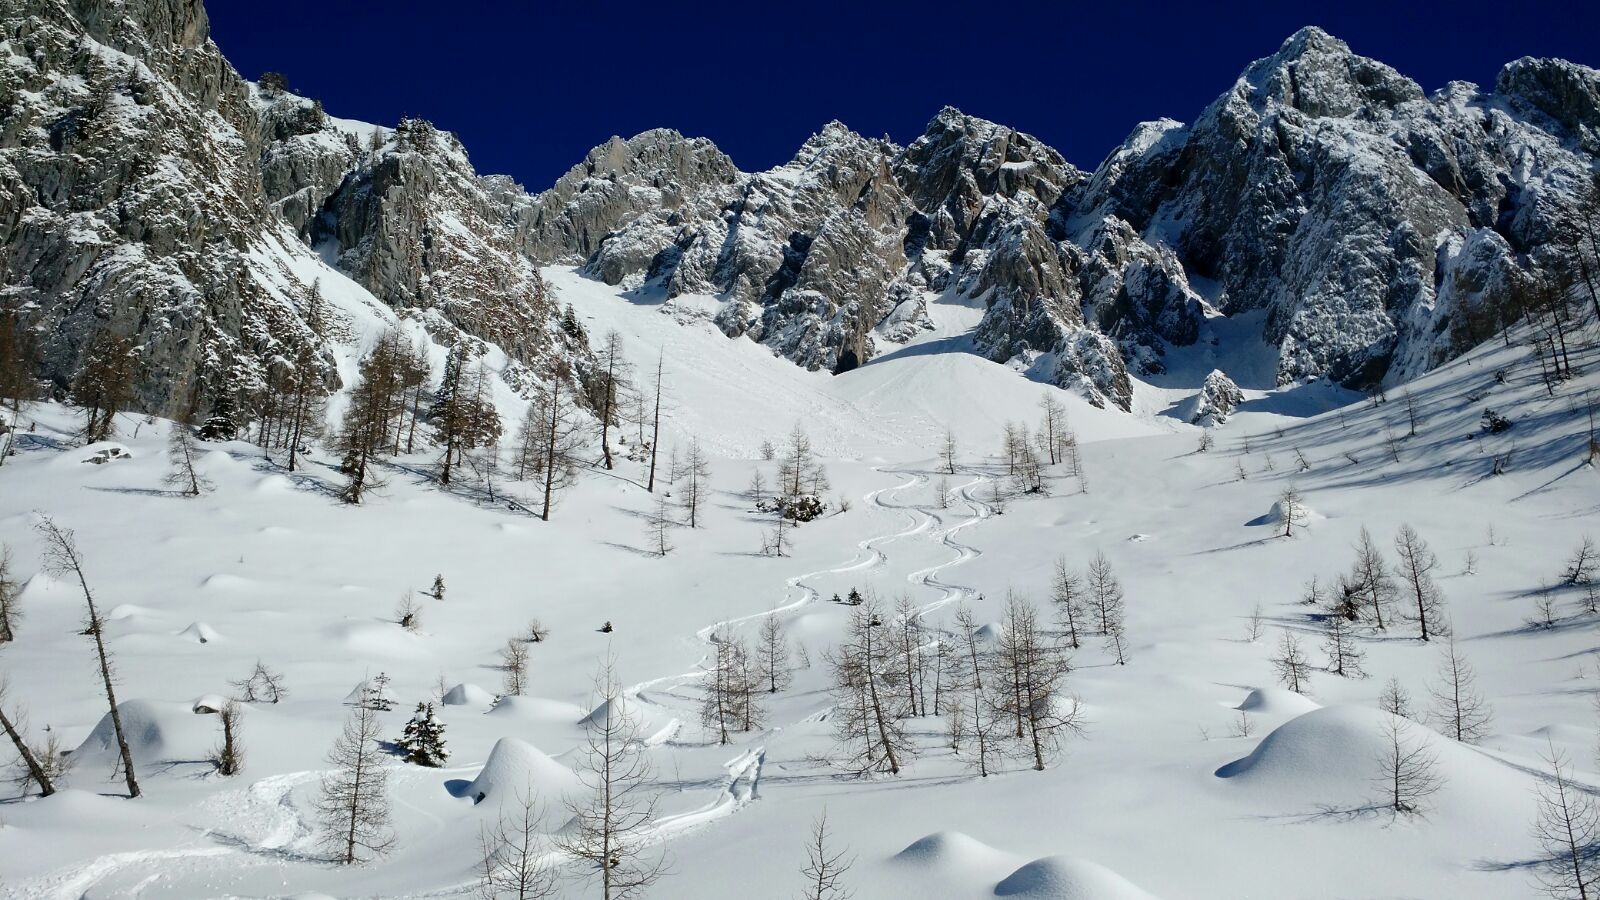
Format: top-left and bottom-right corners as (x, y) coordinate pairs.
(3, 6), (1597, 417)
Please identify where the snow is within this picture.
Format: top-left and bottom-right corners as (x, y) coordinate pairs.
(0, 267), (1598, 898)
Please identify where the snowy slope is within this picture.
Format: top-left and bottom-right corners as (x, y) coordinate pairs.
(0, 271), (1597, 899)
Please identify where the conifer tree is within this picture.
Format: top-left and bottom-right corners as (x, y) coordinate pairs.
(799, 808), (854, 900)
(828, 599), (913, 776)
(991, 595), (1081, 770)
(396, 702), (449, 767)
(1272, 631), (1313, 694)
(0, 679), (55, 797)
(0, 308), (38, 415)
(476, 787), (559, 899)
(1375, 715), (1440, 816)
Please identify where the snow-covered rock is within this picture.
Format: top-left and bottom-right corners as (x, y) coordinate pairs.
(1179, 370), (1245, 426)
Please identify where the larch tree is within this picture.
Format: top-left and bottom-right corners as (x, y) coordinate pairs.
(799, 808), (854, 900)
(1037, 394), (1069, 465)
(517, 365), (585, 521)
(951, 604), (995, 777)
(164, 423), (212, 496)
(1346, 526), (1397, 629)
(70, 330), (138, 444)
(828, 599), (914, 776)
(37, 515), (139, 798)
(211, 700), (244, 776)
(702, 629), (750, 745)
(991, 595), (1082, 770)
(1085, 551), (1124, 635)
(1051, 557), (1085, 649)
(1374, 715), (1441, 816)
(755, 613), (791, 693)
(1378, 676), (1413, 720)
(1276, 484), (1308, 538)
(0, 544), (21, 643)
(592, 330), (631, 471)
(1321, 605), (1366, 678)
(940, 427), (958, 474)
(1428, 635), (1494, 743)
(1533, 743), (1600, 900)
(0, 679), (54, 796)
(282, 347), (327, 472)
(646, 353), (665, 493)
(556, 660), (666, 900)
(317, 701), (394, 864)
(1272, 631), (1313, 694)
(501, 640), (529, 696)
(477, 787), (559, 899)
(1393, 524), (1448, 641)
(1564, 536), (1597, 586)
(681, 439), (710, 528)
(645, 491), (674, 557)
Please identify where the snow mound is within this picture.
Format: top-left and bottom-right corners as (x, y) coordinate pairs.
(330, 620), (426, 659)
(177, 621), (222, 644)
(488, 695), (586, 720)
(201, 573), (254, 591)
(460, 738), (583, 806)
(1249, 498), (1323, 528)
(1235, 687), (1320, 717)
(994, 856), (1162, 899)
(75, 700), (215, 770)
(253, 473), (293, 494)
(442, 683), (496, 707)
(1215, 705), (1529, 817)
(892, 831), (1018, 873)
(105, 603), (161, 621)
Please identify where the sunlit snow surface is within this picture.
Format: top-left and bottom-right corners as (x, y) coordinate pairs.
(0, 267), (1597, 898)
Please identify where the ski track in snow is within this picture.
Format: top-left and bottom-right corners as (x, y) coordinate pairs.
(12, 465), (994, 898)
(618, 462), (993, 847)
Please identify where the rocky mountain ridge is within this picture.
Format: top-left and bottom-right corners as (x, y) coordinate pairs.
(2, 1), (1596, 416)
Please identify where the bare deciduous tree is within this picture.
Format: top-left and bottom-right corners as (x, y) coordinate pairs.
(681, 439), (710, 528)
(556, 661), (666, 899)
(1276, 484), (1308, 538)
(501, 640), (529, 696)
(1428, 635), (1493, 743)
(1346, 527), (1397, 630)
(0, 545), (20, 643)
(1565, 536), (1598, 587)
(828, 600), (913, 776)
(0, 679), (55, 796)
(1374, 715), (1440, 816)
(1051, 557), (1085, 649)
(211, 701), (244, 776)
(1272, 631), (1313, 694)
(1533, 742), (1600, 900)
(1378, 676), (1413, 720)
(317, 702), (394, 864)
(799, 808), (854, 900)
(991, 594), (1082, 770)
(940, 428), (958, 474)
(755, 614), (791, 693)
(645, 492), (674, 557)
(36, 515), (139, 798)
(1393, 525), (1448, 641)
(164, 423), (213, 496)
(1322, 605), (1366, 678)
(477, 787), (559, 899)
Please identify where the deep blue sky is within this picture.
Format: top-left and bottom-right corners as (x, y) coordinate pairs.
(209, 1), (1600, 190)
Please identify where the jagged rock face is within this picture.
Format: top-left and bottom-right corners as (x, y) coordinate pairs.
(311, 118), (571, 374)
(0, 0), (300, 410)
(0, 0), (585, 413)
(1082, 27), (1600, 388)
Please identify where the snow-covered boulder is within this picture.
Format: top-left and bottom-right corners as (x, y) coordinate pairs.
(441, 683), (496, 707)
(459, 738), (583, 806)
